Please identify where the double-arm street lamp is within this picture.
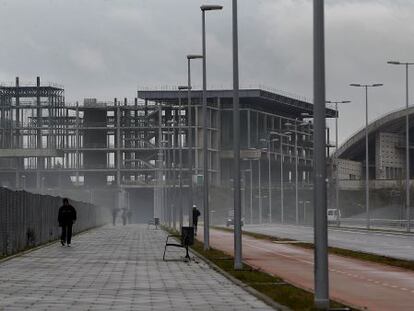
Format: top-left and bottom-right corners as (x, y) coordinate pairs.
(350, 83), (383, 229)
(200, 4), (223, 251)
(388, 60), (414, 232)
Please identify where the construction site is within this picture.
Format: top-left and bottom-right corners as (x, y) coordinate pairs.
(0, 77), (337, 224)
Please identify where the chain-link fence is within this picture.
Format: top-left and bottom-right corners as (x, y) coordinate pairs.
(0, 187), (110, 257)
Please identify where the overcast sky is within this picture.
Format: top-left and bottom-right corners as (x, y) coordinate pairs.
(0, 0), (413, 143)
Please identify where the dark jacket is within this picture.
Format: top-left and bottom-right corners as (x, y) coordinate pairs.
(192, 208), (201, 224)
(58, 205), (77, 226)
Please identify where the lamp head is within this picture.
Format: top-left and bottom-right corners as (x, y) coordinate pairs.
(187, 54), (203, 60)
(201, 4), (223, 11)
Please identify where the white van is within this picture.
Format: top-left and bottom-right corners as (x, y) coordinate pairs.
(327, 209), (341, 226)
(226, 210), (244, 227)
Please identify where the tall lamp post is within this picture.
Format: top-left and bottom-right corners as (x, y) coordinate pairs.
(284, 120), (301, 225)
(161, 140), (169, 225)
(186, 54), (203, 227)
(200, 4), (223, 251)
(350, 83), (383, 230)
(313, 1), (329, 308)
(178, 86), (189, 229)
(271, 131), (290, 223)
(242, 168), (252, 223)
(260, 136), (278, 223)
(388, 60), (414, 232)
(231, 0), (242, 270)
(326, 100), (350, 213)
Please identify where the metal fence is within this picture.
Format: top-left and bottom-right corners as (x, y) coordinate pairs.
(0, 187), (110, 257)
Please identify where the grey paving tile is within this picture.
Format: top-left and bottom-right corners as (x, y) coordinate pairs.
(0, 224), (274, 311)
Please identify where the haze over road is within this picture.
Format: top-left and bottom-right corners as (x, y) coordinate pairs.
(241, 224), (414, 261)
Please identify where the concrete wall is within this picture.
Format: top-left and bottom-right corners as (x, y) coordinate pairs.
(375, 132), (405, 180)
(337, 159), (362, 181)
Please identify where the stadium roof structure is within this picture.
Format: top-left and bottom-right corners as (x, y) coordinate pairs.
(336, 106), (414, 160)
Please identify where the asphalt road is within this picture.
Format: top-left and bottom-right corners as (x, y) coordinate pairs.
(241, 224), (414, 261)
(199, 229), (414, 311)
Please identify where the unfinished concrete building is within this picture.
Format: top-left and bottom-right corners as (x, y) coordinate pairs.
(0, 78), (337, 224)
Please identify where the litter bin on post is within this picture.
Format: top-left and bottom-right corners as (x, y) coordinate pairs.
(181, 226), (194, 259)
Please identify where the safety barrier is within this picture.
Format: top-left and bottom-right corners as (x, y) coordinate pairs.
(0, 187), (110, 257)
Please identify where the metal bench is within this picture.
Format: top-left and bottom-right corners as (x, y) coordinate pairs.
(163, 226), (194, 261)
(147, 217), (160, 229)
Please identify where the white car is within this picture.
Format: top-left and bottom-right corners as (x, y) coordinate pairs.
(226, 210), (244, 227)
(327, 209), (341, 226)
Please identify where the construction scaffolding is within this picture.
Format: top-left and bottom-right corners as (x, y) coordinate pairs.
(0, 79), (337, 224)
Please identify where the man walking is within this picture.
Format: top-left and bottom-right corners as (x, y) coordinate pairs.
(192, 205), (201, 236)
(58, 198), (77, 247)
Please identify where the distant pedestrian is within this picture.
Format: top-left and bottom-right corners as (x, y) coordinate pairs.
(58, 198), (77, 247)
(192, 205), (201, 236)
(112, 208), (118, 226)
(121, 209), (127, 226)
(127, 209), (132, 224)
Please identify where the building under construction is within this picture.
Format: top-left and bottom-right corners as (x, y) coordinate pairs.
(0, 77), (336, 224)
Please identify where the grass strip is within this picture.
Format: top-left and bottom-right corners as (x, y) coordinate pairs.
(213, 226), (414, 272)
(163, 226), (353, 311)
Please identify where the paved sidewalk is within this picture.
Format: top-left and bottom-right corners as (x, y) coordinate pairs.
(0, 225), (273, 311)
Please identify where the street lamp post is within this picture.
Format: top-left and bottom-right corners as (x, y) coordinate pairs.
(388, 60), (414, 232)
(295, 123), (298, 225)
(313, 1), (329, 308)
(285, 121), (300, 225)
(178, 86), (189, 229)
(231, 0), (242, 270)
(166, 121), (173, 228)
(279, 137), (284, 223)
(200, 4), (223, 251)
(260, 136), (278, 224)
(326, 100), (351, 213)
(258, 157), (262, 224)
(350, 83), (383, 230)
(284, 121), (299, 224)
(186, 54), (203, 227)
(249, 160), (253, 224)
(242, 168), (252, 224)
(160, 139), (168, 224)
(271, 131), (290, 223)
